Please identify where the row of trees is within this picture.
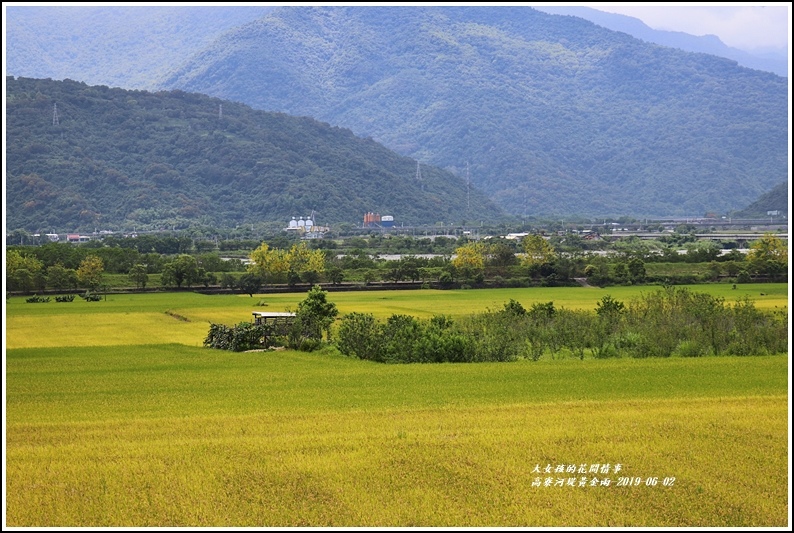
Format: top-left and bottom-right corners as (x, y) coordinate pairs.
(335, 287), (787, 362)
(6, 233), (787, 293)
(5, 249), (225, 292)
(7, 250), (106, 292)
(446, 233), (786, 284)
(203, 286), (787, 361)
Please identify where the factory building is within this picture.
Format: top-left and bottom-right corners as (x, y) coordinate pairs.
(285, 215), (329, 239)
(363, 212), (395, 228)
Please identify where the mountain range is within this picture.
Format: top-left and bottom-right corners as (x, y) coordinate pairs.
(5, 5), (789, 222)
(533, 6), (788, 77)
(6, 77), (504, 232)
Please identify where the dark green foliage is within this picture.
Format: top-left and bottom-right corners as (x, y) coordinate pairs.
(128, 264), (149, 289)
(336, 312), (381, 361)
(337, 287), (786, 363)
(337, 312), (474, 363)
(54, 294), (75, 302)
(529, 301), (555, 319)
(732, 182), (788, 218)
(160, 255), (201, 288)
(502, 299), (526, 316)
(204, 293), (328, 350)
(286, 285), (339, 350)
(204, 322), (270, 352)
(237, 273), (263, 297)
(326, 266), (344, 285)
(79, 291), (102, 301)
(46, 263), (78, 290)
(736, 271), (752, 284)
(25, 295), (50, 303)
(6, 76), (506, 232)
(595, 295), (625, 317)
(219, 272), (238, 289)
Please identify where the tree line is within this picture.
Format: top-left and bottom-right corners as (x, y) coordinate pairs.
(203, 286), (787, 361)
(6, 233), (787, 294)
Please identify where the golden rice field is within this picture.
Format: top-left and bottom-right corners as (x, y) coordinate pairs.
(4, 284), (790, 527)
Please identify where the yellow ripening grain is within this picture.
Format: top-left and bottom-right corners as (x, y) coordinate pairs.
(6, 395), (787, 527)
(5, 312), (209, 349)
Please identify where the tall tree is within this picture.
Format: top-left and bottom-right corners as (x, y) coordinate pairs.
(128, 264), (149, 289)
(451, 241), (487, 280)
(7, 249), (45, 292)
(47, 263), (78, 290)
(746, 233), (787, 279)
(76, 255), (105, 291)
(521, 234), (557, 268)
(289, 285), (339, 347)
(161, 254), (200, 288)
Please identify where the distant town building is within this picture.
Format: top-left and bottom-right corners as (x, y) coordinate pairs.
(285, 215), (329, 239)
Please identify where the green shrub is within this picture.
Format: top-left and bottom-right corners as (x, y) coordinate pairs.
(80, 291), (102, 302)
(204, 322), (270, 352)
(593, 343), (620, 359)
(673, 340), (707, 358)
(336, 312), (381, 361)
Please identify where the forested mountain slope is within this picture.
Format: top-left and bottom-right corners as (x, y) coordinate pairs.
(6, 77), (505, 232)
(732, 182), (789, 218)
(162, 6), (788, 218)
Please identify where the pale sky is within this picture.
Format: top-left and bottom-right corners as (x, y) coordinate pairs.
(575, 3), (790, 51)
(3, 2), (790, 52)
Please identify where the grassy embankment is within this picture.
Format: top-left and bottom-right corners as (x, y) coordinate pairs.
(5, 284), (789, 526)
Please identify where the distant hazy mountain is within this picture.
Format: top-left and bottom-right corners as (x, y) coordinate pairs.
(161, 6), (787, 218)
(534, 6), (788, 77)
(4, 5), (273, 89)
(6, 77), (505, 232)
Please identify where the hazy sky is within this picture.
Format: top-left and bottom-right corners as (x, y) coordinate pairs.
(3, 2), (790, 52)
(576, 3), (790, 51)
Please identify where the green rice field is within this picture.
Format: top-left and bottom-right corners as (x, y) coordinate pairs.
(4, 284), (790, 526)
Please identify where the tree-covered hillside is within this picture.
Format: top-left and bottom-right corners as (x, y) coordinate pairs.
(731, 182), (789, 218)
(6, 77), (506, 233)
(162, 6), (788, 218)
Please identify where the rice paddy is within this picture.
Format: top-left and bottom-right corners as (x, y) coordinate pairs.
(4, 284), (789, 526)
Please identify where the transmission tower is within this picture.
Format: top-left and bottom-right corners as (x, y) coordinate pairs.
(52, 103), (59, 126)
(415, 160), (423, 190)
(219, 103), (223, 119)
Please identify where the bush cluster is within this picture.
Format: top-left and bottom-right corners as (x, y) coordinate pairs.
(205, 285), (339, 353)
(203, 322), (272, 352)
(79, 291), (102, 301)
